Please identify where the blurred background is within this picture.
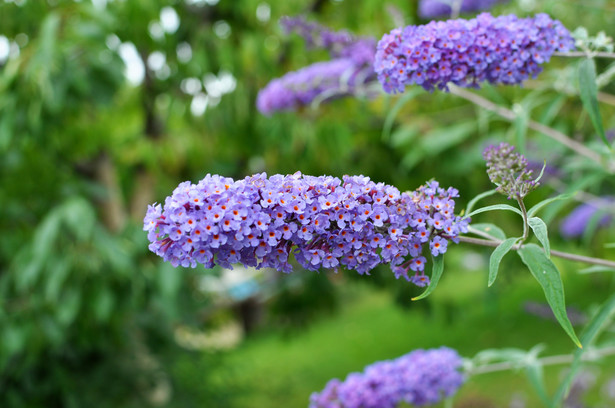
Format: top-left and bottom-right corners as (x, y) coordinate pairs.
(1, 0), (614, 407)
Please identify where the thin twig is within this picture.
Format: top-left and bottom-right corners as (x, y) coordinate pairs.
(554, 51), (615, 59)
(469, 345), (615, 375)
(448, 85), (612, 171)
(456, 236), (615, 269)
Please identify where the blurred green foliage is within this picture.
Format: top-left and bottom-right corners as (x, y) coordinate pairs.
(0, 0), (614, 407)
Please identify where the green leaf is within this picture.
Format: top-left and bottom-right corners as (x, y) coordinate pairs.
(578, 265), (615, 274)
(551, 292), (615, 407)
(528, 217), (550, 257)
(390, 124), (420, 148)
(489, 237), (518, 287)
(381, 88), (423, 142)
(44, 257), (71, 303)
(3, 325), (26, 355)
(465, 189), (497, 215)
(527, 193), (574, 218)
(465, 204), (523, 218)
(93, 287), (115, 323)
(469, 223), (507, 240)
(526, 363), (551, 406)
(56, 288), (82, 327)
(518, 244), (581, 348)
(538, 94), (566, 125)
(61, 197), (96, 242)
(412, 255), (444, 301)
(578, 58), (609, 148)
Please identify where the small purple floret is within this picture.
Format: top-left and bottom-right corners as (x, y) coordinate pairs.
(309, 347), (465, 408)
(144, 173), (469, 286)
(374, 13), (574, 93)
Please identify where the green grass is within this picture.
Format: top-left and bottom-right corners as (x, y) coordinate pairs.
(172, 255), (615, 407)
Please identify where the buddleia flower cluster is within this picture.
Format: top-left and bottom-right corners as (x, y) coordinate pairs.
(280, 16), (374, 65)
(309, 347), (465, 408)
(374, 13), (574, 93)
(419, 0), (508, 19)
(483, 142), (540, 199)
(256, 17), (376, 115)
(560, 197), (614, 239)
(144, 173), (469, 287)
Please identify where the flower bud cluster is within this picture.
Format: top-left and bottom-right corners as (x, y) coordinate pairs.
(257, 18), (376, 115)
(309, 347), (465, 408)
(483, 142), (539, 199)
(374, 13), (574, 92)
(144, 173), (469, 286)
(419, 0), (508, 19)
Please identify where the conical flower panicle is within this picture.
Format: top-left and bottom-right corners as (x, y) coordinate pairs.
(144, 173), (469, 286)
(375, 13), (574, 93)
(309, 347), (465, 408)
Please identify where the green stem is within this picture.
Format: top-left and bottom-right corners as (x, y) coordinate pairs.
(554, 51), (615, 59)
(448, 85), (614, 173)
(456, 235), (615, 269)
(517, 196), (529, 241)
(467, 345), (615, 376)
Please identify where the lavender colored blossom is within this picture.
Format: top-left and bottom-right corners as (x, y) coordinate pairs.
(560, 198), (614, 238)
(375, 13), (574, 93)
(309, 347), (465, 408)
(483, 143), (539, 199)
(419, 0), (508, 19)
(256, 59), (369, 115)
(257, 17), (377, 114)
(280, 16), (376, 66)
(144, 173), (469, 286)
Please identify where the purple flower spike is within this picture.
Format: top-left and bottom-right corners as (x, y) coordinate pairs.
(560, 198), (614, 238)
(256, 59), (370, 115)
(309, 347), (465, 408)
(257, 17), (377, 114)
(374, 13), (574, 93)
(144, 173), (469, 286)
(483, 142), (540, 199)
(419, 0), (509, 19)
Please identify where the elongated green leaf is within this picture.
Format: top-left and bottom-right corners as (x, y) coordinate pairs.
(489, 237), (518, 287)
(551, 292), (615, 407)
(412, 255), (444, 301)
(381, 88), (423, 142)
(578, 265), (615, 274)
(518, 244), (581, 347)
(538, 94), (566, 125)
(472, 348), (527, 364)
(578, 58), (608, 147)
(469, 223), (507, 240)
(605, 242), (615, 248)
(526, 363), (551, 407)
(527, 193), (574, 218)
(528, 217), (550, 257)
(465, 189), (497, 215)
(465, 204), (523, 218)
